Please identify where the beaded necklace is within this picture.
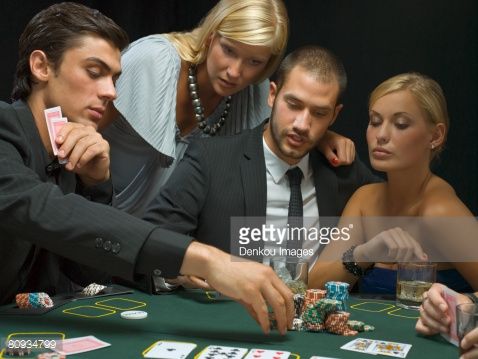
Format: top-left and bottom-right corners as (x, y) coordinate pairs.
(187, 64), (231, 135)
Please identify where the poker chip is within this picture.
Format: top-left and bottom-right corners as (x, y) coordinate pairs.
(81, 283), (106, 296)
(363, 324), (375, 332)
(347, 320), (365, 331)
(120, 310), (148, 319)
(292, 318), (304, 331)
(15, 292), (53, 309)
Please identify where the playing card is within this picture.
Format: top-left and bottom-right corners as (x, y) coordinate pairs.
(196, 345), (248, 359)
(340, 338), (376, 354)
(44, 106), (62, 122)
(49, 117), (68, 154)
(243, 349), (290, 359)
(44, 106), (62, 154)
(441, 286), (459, 346)
(369, 340), (412, 358)
(144, 340), (197, 359)
(54, 335), (110, 355)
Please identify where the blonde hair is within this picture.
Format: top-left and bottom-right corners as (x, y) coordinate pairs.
(164, 0), (289, 83)
(369, 72), (449, 158)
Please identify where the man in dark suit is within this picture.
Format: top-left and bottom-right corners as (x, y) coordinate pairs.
(144, 46), (378, 287)
(0, 3), (294, 335)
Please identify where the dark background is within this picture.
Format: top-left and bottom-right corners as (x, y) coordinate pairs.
(1, 0), (476, 214)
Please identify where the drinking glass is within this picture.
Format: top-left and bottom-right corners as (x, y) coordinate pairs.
(396, 262), (436, 309)
(456, 303), (478, 356)
(270, 258), (308, 294)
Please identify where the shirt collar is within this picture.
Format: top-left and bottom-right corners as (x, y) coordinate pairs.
(263, 137), (310, 184)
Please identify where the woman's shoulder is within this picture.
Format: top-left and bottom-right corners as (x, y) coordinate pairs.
(125, 34), (176, 54)
(120, 34), (180, 69)
(113, 34), (181, 155)
(342, 183), (386, 215)
(420, 176), (472, 216)
(353, 182), (387, 198)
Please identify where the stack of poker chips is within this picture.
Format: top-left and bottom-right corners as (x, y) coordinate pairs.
(15, 292), (54, 309)
(293, 293), (305, 318)
(81, 283), (107, 296)
(325, 311), (357, 336)
(302, 298), (341, 332)
(325, 281), (350, 311)
(302, 289), (326, 310)
(289, 288), (375, 336)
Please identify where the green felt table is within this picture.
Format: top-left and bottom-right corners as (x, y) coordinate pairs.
(0, 289), (458, 359)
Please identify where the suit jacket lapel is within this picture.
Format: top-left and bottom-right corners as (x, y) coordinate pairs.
(311, 150), (339, 217)
(240, 124), (267, 217)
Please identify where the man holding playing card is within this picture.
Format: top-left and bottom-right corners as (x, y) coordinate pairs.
(416, 283), (478, 358)
(0, 2), (293, 335)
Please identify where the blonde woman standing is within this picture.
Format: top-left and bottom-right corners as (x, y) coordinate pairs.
(101, 0), (354, 217)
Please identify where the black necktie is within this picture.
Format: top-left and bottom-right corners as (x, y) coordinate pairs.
(286, 167), (303, 251)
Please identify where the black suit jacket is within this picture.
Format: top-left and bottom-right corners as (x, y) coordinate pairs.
(145, 123), (379, 252)
(0, 101), (191, 304)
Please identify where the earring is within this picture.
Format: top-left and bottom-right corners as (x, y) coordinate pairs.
(431, 143), (435, 150)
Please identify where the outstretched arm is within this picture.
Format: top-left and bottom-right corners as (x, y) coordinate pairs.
(180, 241), (294, 335)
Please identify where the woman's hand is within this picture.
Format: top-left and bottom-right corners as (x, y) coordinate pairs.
(354, 227), (428, 263)
(317, 130), (355, 166)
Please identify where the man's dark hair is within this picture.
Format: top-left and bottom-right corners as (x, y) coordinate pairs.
(12, 2), (129, 101)
(272, 45), (347, 103)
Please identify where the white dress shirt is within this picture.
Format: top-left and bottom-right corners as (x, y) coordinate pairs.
(262, 138), (320, 268)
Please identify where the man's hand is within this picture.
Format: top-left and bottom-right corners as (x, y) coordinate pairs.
(416, 283), (471, 336)
(460, 327), (478, 359)
(180, 242), (294, 335)
(56, 123), (110, 186)
(317, 130), (355, 166)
